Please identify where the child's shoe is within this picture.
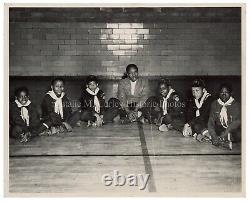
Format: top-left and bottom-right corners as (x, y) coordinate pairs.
(196, 133), (204, 142)
(120, 117), (131, 124)
(19, 132), (26, 143)
(59, 125), (66, 133)
(156, 117), (163, 126)
(220, 140), (233, 150)
(76, 120), (81, 127)
(159, 124), (169, 132)
(87, 120), (94, 127)
(50, 126), (60, 135)
(137, 116), (145, 124)
(167, 124), (173, 130)
(212, 136), (232, 150)
(113, 115), (120, 123)
(39, 128), (51, 136)
(20, 132), (31, 143)
(62, 122), (73, 132)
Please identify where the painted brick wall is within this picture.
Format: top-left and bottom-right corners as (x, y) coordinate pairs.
(9, 8), (241, 76)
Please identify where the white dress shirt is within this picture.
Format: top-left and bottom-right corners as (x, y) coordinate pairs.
(130, 80), (137, 95)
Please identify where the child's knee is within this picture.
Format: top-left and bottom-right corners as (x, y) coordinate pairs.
(103, 108), (119, 123)
(193, 122), (206, 134)
(232, 130), (241, 143)
(49, 113), (63, 125)
(11, 125), (25, 138)
(81, 110), (95, 122)
(162, 114), (172, 124)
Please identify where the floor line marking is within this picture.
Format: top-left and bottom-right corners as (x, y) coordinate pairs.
(137, 122), (157, 192)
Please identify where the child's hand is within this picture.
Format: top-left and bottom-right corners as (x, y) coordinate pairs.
(95, 114), (103, 127)
(128, 111), (137, 122)
(183, 123), (192, 137)
(62, 122), (73, 132)
(154, 106), (161, 112)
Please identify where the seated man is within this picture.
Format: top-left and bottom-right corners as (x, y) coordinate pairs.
(208, 83), (241, 150)
(118, 64), (149, 123)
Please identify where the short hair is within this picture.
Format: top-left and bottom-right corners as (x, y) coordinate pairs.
(51, 77), (65, 86)
(158, 78), (171, 88)
(219, 82), (232, 94)
(192, 78), (205, 88)
(126, 64), (138, 73)
(86, 75), (98, 84)
(14, 86), (29, 97)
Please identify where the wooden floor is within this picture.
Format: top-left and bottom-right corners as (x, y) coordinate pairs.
(8, 122), (242, 196)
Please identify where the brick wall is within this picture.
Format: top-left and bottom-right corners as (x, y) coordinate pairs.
(9, 8), (241, 76)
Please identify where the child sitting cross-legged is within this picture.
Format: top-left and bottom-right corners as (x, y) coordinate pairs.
(10, 87), (43, 142)
(140, 79), (185, 133)
(78, 75), (106, 127)
(208, 83), (241, 150)
(40, 77), (73, 135)
(183, 78), (214, 142)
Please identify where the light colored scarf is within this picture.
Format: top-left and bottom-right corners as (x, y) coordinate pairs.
(217, 96), (234, 128)
(86, 87), (101, 113)
(162, 88), (175, 115)
(15, 99), (31, 126)
(47, 90), (65, 119)
(194, 89), (211, 117)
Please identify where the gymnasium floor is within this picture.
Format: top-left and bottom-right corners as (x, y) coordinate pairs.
(8, 122), (242, 196)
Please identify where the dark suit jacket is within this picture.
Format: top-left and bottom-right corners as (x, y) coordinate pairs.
(118, 77), (149, 109)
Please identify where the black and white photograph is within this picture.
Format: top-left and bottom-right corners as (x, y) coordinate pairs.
(5, 4), (245, 196)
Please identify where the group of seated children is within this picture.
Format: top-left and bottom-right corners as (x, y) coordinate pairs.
(9, 64), (241, 150)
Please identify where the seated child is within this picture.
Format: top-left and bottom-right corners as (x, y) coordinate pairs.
(183, 78), (214, 141)
(208, 83), (241, 149)
(79, 75), (106, 127)
(141, 79), (185, 132)
(10, 87), (42, 142)
(157, 79), (186, 132)
(40, 77), (73, 135)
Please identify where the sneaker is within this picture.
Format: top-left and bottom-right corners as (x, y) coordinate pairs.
(62, 122), (73, 132)
(220, 140), (233, 150)
(59, 125), (66, 133)
(120, 117), (131, 124)
(212, 136), (232, 150)
(137, 116), (145, 124)
(87, 120), (94, 127)
(159, 124), (169, 132)
(76, 121), (81, 127)
(113, 115), (120, 123)
(156, 117), (163, 126)
(20, 132), (31, 143)
(50, 126), (60, 135)
(39, 128), (52, 136)
(19, 133), (27, 143)
(167, 124), (173, 130)
(196, 134), (204, 142)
